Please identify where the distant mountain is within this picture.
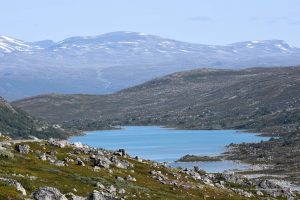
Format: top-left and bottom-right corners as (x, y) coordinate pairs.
(1, 32), (300, 100)
(13, 66), (300, 134)
(0, 96), (66, 139)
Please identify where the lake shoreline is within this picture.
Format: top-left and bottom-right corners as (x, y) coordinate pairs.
(69, 126), (269, 173)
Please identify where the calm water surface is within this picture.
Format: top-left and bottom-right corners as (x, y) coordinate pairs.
(69, 126), (269, 172)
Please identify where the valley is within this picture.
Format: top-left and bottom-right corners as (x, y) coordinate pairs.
(10, 66), (300, 189)
(1, 1), (300, 199)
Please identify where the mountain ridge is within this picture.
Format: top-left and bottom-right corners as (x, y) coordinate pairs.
(1, 32), (300, 100)
(12, 66), (300, 135)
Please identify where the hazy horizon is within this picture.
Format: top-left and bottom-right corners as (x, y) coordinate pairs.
(1, 0), (300, 46)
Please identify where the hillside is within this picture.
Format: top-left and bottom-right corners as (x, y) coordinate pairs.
(0, 96), (67, 139)
(13, 66), (300, 135)
(1, 32), (300, 100)
(2, 138), (296, 199)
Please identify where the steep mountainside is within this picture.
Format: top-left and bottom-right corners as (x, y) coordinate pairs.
(1, 32), (300, 100)
(0, 96), (66, 139)
(13, 66), (300, 135)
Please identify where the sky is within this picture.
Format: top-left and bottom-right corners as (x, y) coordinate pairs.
(1, 0), (300, 46)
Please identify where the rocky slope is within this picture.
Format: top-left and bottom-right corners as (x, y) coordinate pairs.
(1, 32), (300, 100)
(0, 137), (298, 199)
(224, 130), (300, 185)
(13, 66), (300, 135)
(0, 96), (67, 139)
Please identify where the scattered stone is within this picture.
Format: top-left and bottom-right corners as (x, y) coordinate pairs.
(96, 182), (105, 190)
(114, 149), (127, 157)
(232, 188), (253, 198)
(32, 186), (67, 200)
(64, 157), (74, 163)
(73, 142), (84, 149)
(118, 188), (126, 194)
(125, 175), (136, 182)
(108, 185), (117, 194)
(93, 156), (112, 168)
(110, 156), (133, 169)
(0, 177), (26, 196)
(88, 190), (115, 200)
(39, 153), (47, 161)
(48, 138), (69, 148)
(134, 156), (143, 162)
(16, 144), (30, 154)
(77, 158), (85, 166)
(65, 192), (86, 200)
(53, 160), (65, 167)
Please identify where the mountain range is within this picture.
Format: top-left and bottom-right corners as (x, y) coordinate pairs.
(1, 32), (300, 100)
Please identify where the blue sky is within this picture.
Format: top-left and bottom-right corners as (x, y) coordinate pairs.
(1, 0), (300, 46)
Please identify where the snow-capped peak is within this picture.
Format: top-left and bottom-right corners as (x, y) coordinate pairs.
(0, 36), (33, 53)
(229, 40), (293, 52)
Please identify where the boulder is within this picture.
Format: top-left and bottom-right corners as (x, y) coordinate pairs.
(16, 144), (30, 154)
(93, 156), (112, 168)
(125, 175), (136, 182)
(39, 153), (47, 161)
(95, 182), (105, 190)
(53, 160), (65, 166)
(48, 138), (69, 148)
(33, 186), (67, 200)
(110, 156), (133, 169)
(114, 149), (127, 157)
(77, 158), (85, 166)
(87, 190), (115, 200)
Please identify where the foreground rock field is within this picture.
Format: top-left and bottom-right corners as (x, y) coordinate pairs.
(0, 135), (299, 200)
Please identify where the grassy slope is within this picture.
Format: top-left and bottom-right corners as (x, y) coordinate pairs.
(0, 141), (254, 200)
(0, 97), (67, 139)
(13, 66), (300, 135)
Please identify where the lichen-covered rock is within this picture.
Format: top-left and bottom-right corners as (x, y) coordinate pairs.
(110, 156), (133, 169)
(93, 156), (112, 168)
(16, 144), (30, 154)
(48, 138), (69, 148)
(87, 190), (115, 200)
(33, 187), (67, 200)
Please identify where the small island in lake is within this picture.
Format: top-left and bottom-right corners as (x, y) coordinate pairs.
(176, 154), (223, 162)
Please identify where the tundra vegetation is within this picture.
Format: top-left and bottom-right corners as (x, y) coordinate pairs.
(0, 138), (299, 199)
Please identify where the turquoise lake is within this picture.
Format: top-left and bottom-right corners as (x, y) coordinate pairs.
(69, 126), (269, 172)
